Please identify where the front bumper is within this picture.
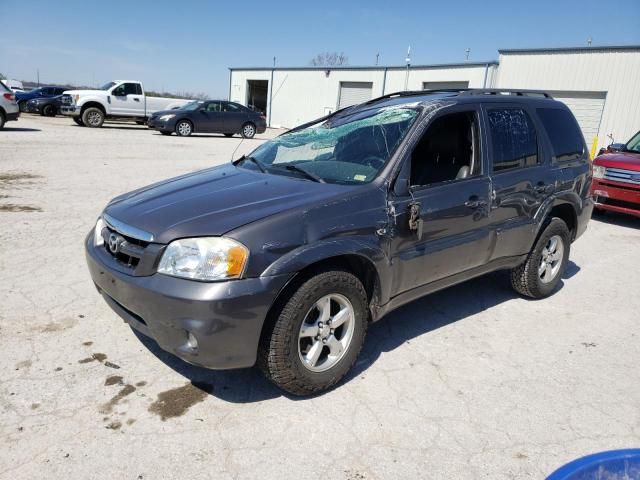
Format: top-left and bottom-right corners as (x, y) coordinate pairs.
(85, 233), (292, 369)
(592, 178), (640, 217)
(60, 105), (81, 116)
(147, 117), (174, 131)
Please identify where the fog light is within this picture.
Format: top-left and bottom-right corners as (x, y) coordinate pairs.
(187, 332), (198, 350)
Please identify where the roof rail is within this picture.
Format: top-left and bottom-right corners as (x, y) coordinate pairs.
(459, 89), (553, 98)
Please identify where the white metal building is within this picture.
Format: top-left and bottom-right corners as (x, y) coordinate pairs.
(229, 45), (640, 152)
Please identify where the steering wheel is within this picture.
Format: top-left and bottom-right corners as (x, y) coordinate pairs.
(361, 155), (385, 169)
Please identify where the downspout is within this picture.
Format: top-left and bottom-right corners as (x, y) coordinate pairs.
(381, 67), (388, 96)
(268, 68), (274, 128)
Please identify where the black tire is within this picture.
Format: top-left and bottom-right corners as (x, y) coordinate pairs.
(0, 111), (5, 129)
(258, 270), (368, 396)
(42, 104), (56, 117)
(18, 102), (28, 113)
(160, 131), (172, 136)
(510, 218), (571, 299)
(82, 107), (104, 128)
(241, 122), (256, 139)
(73, 117), (84, 126)
(224, 133), (234, 137)
(175, 120), (193, 136)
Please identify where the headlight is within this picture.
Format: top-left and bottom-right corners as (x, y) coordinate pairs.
(157, 237), (249, 281)
(94, 217), (106, 246)
(74, 95), (79, 103)
(159, 114), (175, 121)
(593, 165), (606, 179)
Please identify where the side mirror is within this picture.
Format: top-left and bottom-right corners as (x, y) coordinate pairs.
(609, 143), (625, 152)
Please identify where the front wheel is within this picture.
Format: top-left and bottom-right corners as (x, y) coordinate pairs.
(510, 218), (570, 298)
(42, 104), (56, 117)
(241, 122), (256, 139)
(175, 120), (193, 136)
(82, 107), (104, 128)
(258, 270), (368, 396)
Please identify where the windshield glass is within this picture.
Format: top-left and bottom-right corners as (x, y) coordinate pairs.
(625, 131), (640, 153)
(100, 82), (116, 90)
(242, 107), (419, 184)
(178, 101), (203, 111)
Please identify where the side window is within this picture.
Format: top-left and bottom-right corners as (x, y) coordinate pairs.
(135, 83), (143, 95)
(42, 87), (53, 95)
(222, 102), (240, 112)
(112, 84), (125, 96)
(487, 108), (538, 172)
(206, 101), (221, 112)
(54, 87), (65, 95)
(536, 108), (584, 162)
(123, 83), (139, 95)
(410, 111), (480, 187)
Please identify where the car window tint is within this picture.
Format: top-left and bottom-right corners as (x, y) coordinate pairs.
(206, 102), (221, 112)
(536, 108), (584, 162)
(123, 83), (139, 95)
(488, 108), (538, 172)
(222, 102), (240, 112)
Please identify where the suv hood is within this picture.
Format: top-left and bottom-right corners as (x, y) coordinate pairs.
(594, 151), (640, 170)
(104, 164), (349, 244)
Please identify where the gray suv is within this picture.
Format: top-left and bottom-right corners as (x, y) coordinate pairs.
(86, 89), (593, 395)
(0, 82), (20, 129)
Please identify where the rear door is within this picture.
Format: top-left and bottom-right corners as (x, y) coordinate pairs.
(221, 102), (247, 133)
(110, 82), (144, 116)
(483, 103), (556, 260)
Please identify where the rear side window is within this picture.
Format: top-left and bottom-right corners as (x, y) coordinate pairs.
(536, 108), (584, 162)
(487, 108), (538, 172)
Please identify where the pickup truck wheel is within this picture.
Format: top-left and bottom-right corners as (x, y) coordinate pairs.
(175, 120), (193, 136)
(258, 270), (368, 396)
(42, 104), (56, 117)
(241, 122), (256, 139)
(73, 117), (84, 126)
(82, 107), (104, 128)
(510, 218), (570, 299)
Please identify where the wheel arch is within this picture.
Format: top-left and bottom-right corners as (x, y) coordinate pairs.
(534, 195), (579, 245)
(80, 101), (106, 115)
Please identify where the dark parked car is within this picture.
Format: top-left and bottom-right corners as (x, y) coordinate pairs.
(16, 86), (67, 112)
(86, 89), (592, 396)
(25, 94), (63, 116)
(147, 100), (267, 138)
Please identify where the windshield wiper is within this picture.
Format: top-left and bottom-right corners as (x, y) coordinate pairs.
(283, 164), (326, 183)
(235, 155), (266, 173)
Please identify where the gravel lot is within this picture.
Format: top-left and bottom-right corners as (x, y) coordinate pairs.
(1, 114), (639, 479)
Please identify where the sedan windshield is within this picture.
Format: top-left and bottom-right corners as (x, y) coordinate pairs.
(241, 107), (419, 184)
(178, 101), (204, 111)
(625, 131), (640, 153)
(100, 82), (116, 90)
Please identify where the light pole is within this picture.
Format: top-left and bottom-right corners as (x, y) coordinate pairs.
(404, 46), (411, 90)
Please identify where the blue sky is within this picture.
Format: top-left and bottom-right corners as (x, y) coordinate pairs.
(1, 0), (639, 97)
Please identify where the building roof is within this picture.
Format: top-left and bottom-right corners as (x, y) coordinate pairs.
(499, 45), (640, 54)
(229, 61), (498, 71)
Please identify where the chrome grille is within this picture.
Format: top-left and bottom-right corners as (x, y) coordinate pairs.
(603, 167), (640, 185)
(61, 94), (73, 105)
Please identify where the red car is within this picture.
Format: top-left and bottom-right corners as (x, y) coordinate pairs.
(592, 130), (640, 217)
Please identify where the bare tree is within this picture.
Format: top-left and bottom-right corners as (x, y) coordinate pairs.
(310, 52), (349, 67)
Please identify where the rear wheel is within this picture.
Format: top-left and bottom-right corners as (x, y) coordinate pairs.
(258, 270), (368, 396)
(42, 104), (56, 117)
(241, 122), (256, 139)
(82, 107), (104, 128)
(73, 117), (84, 126)
(510, 218), (570, 299)
(175, 120), (193, 136)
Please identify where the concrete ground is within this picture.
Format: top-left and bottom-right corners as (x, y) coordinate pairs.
(1, 114), (639, 480)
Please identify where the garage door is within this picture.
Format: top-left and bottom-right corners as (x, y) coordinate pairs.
(423, 81), (469, 90)
(548, 91), (607, 143)
(338, 82), (373, 109)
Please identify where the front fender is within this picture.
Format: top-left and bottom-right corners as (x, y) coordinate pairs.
(77, 96), (109, 113)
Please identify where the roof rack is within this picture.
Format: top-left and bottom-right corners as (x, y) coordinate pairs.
(458, 88), (553, 98)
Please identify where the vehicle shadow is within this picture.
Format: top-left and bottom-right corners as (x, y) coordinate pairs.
(591, 210), (639, 229)
(132, 263), (579, 403)
(0, 127), (41, 132)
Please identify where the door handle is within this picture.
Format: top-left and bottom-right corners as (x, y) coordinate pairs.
(133, 98), (140, 102)
(465, 196), (487, 209)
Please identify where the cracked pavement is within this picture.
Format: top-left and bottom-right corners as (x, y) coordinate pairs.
(1, 115), (639, 479)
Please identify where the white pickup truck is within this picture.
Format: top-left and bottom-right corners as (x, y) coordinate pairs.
(60, 80), (190, 127)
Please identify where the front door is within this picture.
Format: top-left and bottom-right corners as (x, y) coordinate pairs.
(198, 101), (224, 132)
(389, 107), (493, 296)
(110, 83), (144, 116)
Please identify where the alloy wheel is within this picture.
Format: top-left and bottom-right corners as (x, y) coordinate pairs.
(539, 234), (564, 284)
